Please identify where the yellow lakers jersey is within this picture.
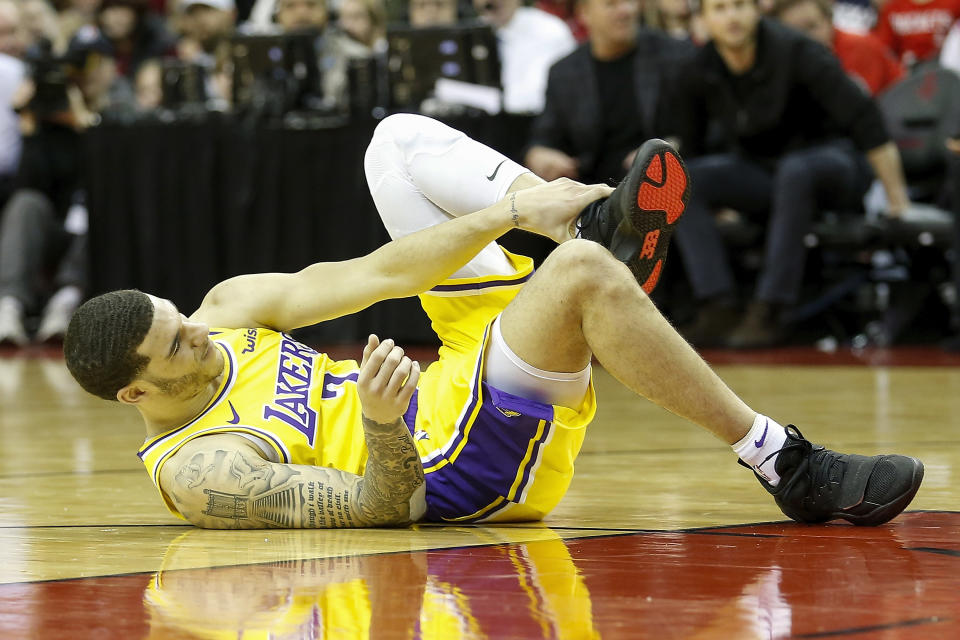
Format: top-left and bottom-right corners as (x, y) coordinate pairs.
(139, 328), (372, 518)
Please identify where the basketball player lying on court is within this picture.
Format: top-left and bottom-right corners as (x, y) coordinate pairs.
(64, 115), (924, 529)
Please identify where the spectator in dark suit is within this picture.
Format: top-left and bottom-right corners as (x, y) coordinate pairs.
(524, 0), (692, 184)
(669, 0), (911, 348)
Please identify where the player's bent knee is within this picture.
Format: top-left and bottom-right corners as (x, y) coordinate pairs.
(545, 239), (628, 278)
(371, 113), (434, 146)
(543, 240), (641, 298)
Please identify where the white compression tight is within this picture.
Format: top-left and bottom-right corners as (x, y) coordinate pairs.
(363, 114), (590, 409)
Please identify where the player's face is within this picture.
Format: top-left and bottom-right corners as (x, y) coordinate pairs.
(776, 0), (831, 48)
(579, 0), (640, 48)
(133, 296), (223, 400)
(701, 0), (759, 50)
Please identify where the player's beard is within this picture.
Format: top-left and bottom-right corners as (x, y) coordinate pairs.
(148, 366), (218, 399)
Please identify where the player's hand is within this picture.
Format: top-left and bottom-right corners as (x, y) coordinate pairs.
(357, 334), (420, 425)
(947, 138), (960, 155)
(510, 178), (614, 243)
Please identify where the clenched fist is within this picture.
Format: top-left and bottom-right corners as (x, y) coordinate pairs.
(357, 334), (420, 425)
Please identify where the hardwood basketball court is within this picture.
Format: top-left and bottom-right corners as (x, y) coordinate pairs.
(0, 346), (957, 638)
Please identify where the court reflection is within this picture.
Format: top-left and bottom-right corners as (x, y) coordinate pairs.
(144, 526), (599, 640)
(141, 514), (960, 640)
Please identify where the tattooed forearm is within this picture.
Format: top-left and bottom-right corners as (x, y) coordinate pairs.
(356, 416), (426, 525)
(166, 427), (424, 530)
(169, 447), (368, 529)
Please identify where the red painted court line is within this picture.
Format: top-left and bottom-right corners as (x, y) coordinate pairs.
(1, 512), (956, 639)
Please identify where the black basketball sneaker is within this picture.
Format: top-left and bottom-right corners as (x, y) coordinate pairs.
(574, 139), (689, 293)
(744, 426), (925, 526)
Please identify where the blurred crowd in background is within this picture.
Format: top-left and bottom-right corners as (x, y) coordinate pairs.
(0, 0), (958, 351)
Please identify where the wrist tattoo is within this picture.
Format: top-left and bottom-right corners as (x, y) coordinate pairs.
(509, 192), (520, 228)
(359, 416), (425, 522)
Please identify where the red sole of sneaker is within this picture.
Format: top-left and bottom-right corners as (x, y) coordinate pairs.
(630, 144), (690, 293)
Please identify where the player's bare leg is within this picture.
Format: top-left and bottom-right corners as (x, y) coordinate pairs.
(499, 239), (923, 526)
(499, 239), (754, 444)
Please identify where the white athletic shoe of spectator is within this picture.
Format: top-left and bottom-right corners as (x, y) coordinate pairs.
(0, 296), (29, 346)
(35, 286), (82, 343)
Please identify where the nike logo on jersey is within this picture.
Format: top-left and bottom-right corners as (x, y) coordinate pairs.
(227, 401), (241, 425)
(755, 419), (769, 448)
(486, 160), (506, 181)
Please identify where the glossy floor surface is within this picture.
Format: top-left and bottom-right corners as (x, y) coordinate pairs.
(1, 348), (958, 639)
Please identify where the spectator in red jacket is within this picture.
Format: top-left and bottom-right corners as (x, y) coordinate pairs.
(774, 0), (904, 95)
(873, 0), (960, 66)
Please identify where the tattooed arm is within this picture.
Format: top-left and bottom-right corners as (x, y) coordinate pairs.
(159, 334), (426, 529)
(161, 426), (425, 529)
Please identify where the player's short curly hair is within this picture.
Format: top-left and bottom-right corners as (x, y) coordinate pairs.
(64, 290), (155, 401)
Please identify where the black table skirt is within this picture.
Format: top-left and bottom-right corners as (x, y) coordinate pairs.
(85, 113), (549, 345)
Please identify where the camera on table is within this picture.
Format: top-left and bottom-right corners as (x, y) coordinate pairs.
(24, 39), (100, 118)
(385, 22), (501, 114)
(230, 31), (325, 118)
(159, 60), (209, 111)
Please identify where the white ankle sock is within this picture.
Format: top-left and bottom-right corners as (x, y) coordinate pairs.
(733, 414), (789, 485)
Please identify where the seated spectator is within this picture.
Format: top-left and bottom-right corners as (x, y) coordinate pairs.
(19, 0), (63, 51)
(271, 0), (370, 111)
(133, 56), (162, 110)
(832, 0), (877, 35)
(175, 0), (236, 104)
(338, 0), (386, 51)
(0, 42), (123, 346)
(408, 0), (459, 27)
(940, 17), (960, 73)
(178, 0), (236, 61)
(774, 0), (904, 95)
(525, 0), (692, 183)
(68, 0), (176, 78)
(873, 0), (960, 66)
(645, 0), (705, 42)
(474, 0), (576, 113)
(669, 0), (911, 349)
(58, 0), (103, 54)
(536, 0), (588, 42)
(0, 0), (26, 208)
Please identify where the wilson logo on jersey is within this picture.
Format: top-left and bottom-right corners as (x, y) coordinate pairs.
(262, 336), (320, 445)
(241, 328), (258, 354)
